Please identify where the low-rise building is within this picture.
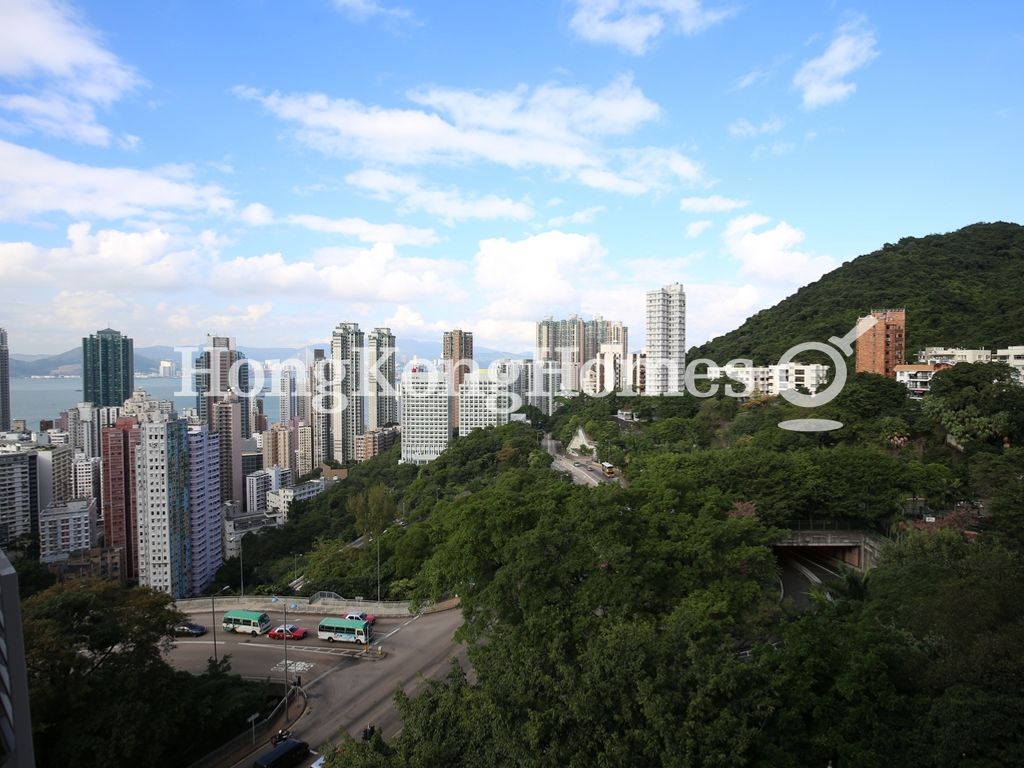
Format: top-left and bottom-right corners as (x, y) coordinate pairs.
(917, 346), (992, 365)
(703, 362), (830, 397)
(266, 478), (329, 521)
(993, 345), (1024, 381)
(895, 363), (949, 399)
(38, 497), (97, 561)
(355, 426), (400, 462)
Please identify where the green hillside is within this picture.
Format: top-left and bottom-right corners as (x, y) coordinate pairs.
(690, 221), (1024, 364)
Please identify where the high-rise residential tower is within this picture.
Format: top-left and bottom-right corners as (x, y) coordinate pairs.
(0, 327), (10, 431)
(195, 335), (252, 437)
(212, 396), (243, 506)
(0, 448), (37, 549)
(645, 282), (687, 395)
(367, 327), (398, 430)
(443, 329), (473, 429)
(330, 322), (364, 464)
(101, 416), (142, 579)
(308, 350), (331, 467)
(135, 419), (191, 598)
(855, 309), (907, 378)
(400, 363), (451, 465)
(82, 328), (134, 407)
(187, 424), (222, 595)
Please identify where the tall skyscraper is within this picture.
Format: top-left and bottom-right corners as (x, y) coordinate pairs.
(645, 282), (687, 395)
(195, 335), (251, 437)
(212, 396), (243, 506)
(330, 322), (364, 464)
(262, 423), (292, 472)
(309, 350), (332, 467)
(279, 368), (298, 425)
(101, 416), (142, 579)
(367, 327), (398, 430)
(82, 328), (134, 407)
(0, 327), (10, 431)
(0, 549), (35, 767)
(855, 309), (907, 378)
(400, 363), (451, 465)
(135, 419), (191, 598)
(535, 316), (627, 392)
(443, 329), (473, 429)
(187, 424), (222, 596)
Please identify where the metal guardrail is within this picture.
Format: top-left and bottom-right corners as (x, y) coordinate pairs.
(186, 684), (301, 768)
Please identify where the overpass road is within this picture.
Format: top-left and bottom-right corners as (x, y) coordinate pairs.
(166, 607), (466, 763)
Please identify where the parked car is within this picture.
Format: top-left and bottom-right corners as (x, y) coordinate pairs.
(345, 611), (376, 625)
(268, 624), (308, 640)
(174, 622), (207, 637)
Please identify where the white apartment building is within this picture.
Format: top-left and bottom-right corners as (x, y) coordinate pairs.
(917, 347), (992, 365)
(266, 478), (328, 521)
(38, 497), (97, 561)
(645, 282), (687, 395)
(72, 454), (101, 500)
(35, 444), (73, 512)
(135, 419), (191, 598)
(703, 362), (830, 397)
(894, 364), (945, 399)
(122, 389), (176, 422)
(187, 424), (222, 596)
(400, 365), (451, 465)
(245, 466), (293, 513)
(993, 346), (1024, 380)
(459, 372), (513, 435)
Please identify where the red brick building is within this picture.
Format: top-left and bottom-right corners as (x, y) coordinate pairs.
(101, 416), (141, 580)
(855, 308), (907, 378)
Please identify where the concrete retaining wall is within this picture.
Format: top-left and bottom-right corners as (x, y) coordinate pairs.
(176, 595), (460, 617)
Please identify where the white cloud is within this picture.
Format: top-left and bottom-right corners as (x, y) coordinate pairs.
(569, 0), (738, 55)
(0, 222), (214, 293)
(473, 231), (606, 321)
(728, 116), (783, 138)
(732, 66), (768, 91)
(236, 77), (699, 195)
(794, 20), (879, 109)
(679, 194), (747, 213)
(0, 139), (233, 221)
(211, 244), (464, 303)
(722, 213), (836, 283)
(331, 0), (413, 22)
(239, 202), (275, 225)
(0, 0), (142, 145)
(345, 168), (534, 223)
(686, 220), (712, 238)
(547, 205), (606, 227)
(286, 213), (439, 246)
(751, 141), (795, 159)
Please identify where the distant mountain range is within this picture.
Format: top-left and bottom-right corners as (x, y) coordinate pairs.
(690, 221), (1024, 364)
(8, 340), (527, 377)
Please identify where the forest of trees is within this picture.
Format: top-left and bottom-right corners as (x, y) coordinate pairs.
(24, 348), (1022, 764)
(690, 222), (1024, 364)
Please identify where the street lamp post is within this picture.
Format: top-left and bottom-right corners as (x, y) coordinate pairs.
(211, 585), (230, 664)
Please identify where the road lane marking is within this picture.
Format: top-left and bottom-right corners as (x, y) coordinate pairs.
(376, 613), (421, 643)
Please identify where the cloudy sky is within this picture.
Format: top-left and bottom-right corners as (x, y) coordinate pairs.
(1, 0), (1022, 354)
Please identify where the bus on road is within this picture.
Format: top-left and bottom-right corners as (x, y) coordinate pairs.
(222, 609), (272, 636)
(318, 617), (372, 644)
(601, 462), (615, 477)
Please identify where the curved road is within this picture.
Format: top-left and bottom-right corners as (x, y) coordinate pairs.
(167, 607), (466, 764)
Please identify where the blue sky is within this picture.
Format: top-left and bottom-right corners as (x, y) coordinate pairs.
(1, 0), (1021, 355)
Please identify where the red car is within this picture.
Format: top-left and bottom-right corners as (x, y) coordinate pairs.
(345, 611), (376, 626)
(268, 624), (308, 640)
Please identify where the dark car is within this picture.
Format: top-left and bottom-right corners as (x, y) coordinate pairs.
(174, 622), (207, 637)
(252, 738), (310, 768)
